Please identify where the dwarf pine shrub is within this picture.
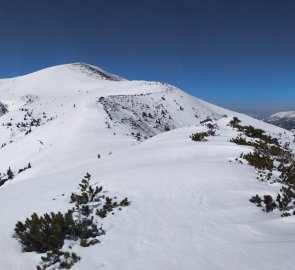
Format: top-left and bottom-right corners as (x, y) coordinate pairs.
(70, 173), (103, 205)
(207, 129), (216, 136)
(230, 137), (251, 146)
(279, 162), (295, 185)
(249, 194), (262, 207)
(120, 197), (131, 207)
(14, 173), (130, 269)
(70, 173), (130, 220)
(229, 117), (241, 128)
(7, 167), (14, 180)
(249, 180), (295, 216)
(37, 250), (81, 270)
(200, 117), (212, 124)
(276, 188), (292, 211)
(249, 194), (277, 212)
(96, 197), (130, 218)
(14, 211), (75, 253)
(229, 118), (295, 216)
(239, 126), (279, 146)
(14, 210), (103, 253)
(263, 195), (277, 212)
(190, 131), (209, 142)
(229, 117), (279, 146)
(243, 151), (274, 171)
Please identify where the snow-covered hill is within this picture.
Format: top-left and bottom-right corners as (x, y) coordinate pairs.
(265, 111), (295, 131)
(0, 63), (294, 270)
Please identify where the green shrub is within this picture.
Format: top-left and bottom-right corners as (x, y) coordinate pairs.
(245, 127), (278, 146)
(206, 123), (218, 130)
(70, 174), (130, 220)
(120, 197), (131, 207)
(281, 212), (291, 217)
(15, 211), (74, 253)
(230, 137), (252, 146)
(70, 173), (103, 205)
(190, 131), (209, 142)
(14, 173), (130, 269)
(229, 119), (280, 146)
(7, 166), (14, 180)
(231, 119), (295, 217)
(200, 117), (212, 124)
(249, 194), (277, 212)
(207, 129), (216, 136)
(249, 194), (262, 206)
(250, 183), (295, 216)
(243, 151), (274, 170)
(279, 162), (295, 185)
(263, 195), (277, 212)
(242, 126), (264, 138)
(229, 117), (241, 128)
(96, 197), (130, 218)
(37, 250), (80, 270)
(14, 210), (103, 253)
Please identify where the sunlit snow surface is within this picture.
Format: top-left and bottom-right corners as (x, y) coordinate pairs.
(0, 63), (294, 270)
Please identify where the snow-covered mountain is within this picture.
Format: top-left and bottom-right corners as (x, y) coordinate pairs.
(265, 111), (295, 130)
(0, 63), (294, 270)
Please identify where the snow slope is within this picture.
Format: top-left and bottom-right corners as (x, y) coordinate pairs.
(0, 63), (294, 270)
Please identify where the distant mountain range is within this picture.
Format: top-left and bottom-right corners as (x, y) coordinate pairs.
(265, 111), (295, 130)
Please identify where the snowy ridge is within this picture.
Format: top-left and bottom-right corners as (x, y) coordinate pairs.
(265, 111), (295, 130)
(270, 111), (295, 119)
(69, 63), (125, 81)
(0, 64), (294, 270)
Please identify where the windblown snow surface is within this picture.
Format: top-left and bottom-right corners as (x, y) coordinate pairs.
(0, 63), (294, 270)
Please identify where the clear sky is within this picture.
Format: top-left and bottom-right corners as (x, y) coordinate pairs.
(0, 0), (295, 117)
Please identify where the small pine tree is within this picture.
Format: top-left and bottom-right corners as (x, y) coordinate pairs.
(70, 173), (103, 206)
(263, 195), (277, 212)
(7, 167), (14, 180)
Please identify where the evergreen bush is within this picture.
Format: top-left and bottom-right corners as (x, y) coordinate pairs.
(14, 172), (130, 269)
(14, 210), (103, 253)
(229, 117), (241, 128)
(243, 151), (274, 170)
(190, 131), (209, 142)
(37, 250), (80, 270)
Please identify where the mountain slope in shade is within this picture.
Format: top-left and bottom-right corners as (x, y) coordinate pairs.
(0, 63), (294, 270)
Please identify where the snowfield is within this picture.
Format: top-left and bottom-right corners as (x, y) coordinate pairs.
(0, 63), (294, 270)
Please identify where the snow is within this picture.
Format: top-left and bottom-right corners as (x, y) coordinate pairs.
(270, 111), (295, 119)
(0, 63), (294, 270)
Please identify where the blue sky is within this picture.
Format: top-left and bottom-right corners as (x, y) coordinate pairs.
(0, 0), (295, 117)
